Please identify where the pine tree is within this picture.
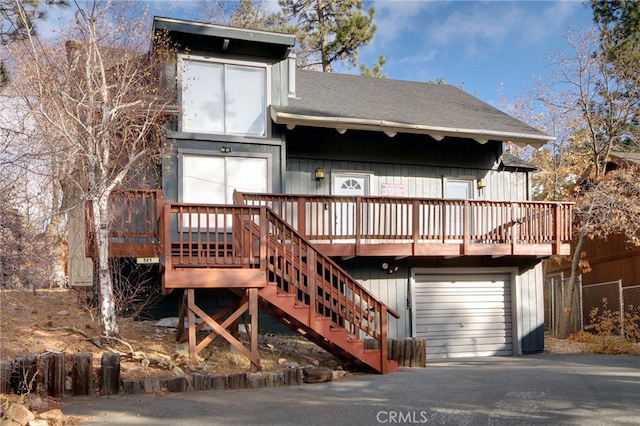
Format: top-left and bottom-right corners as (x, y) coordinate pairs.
(279, 0), (376, 72)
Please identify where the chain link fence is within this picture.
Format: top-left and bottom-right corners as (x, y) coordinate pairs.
(546, 276), (640, 341)
(544, 274), (582, 335)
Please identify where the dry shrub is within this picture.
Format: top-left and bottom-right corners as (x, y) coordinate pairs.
(572, 297), (640, 355)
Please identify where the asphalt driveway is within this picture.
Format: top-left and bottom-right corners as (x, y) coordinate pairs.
(62, 354), (640, 425)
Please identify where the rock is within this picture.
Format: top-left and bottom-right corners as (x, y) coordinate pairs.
(55, 310), (69, 316)
(140, 359), (150, 370)
(26, 397), (48, 412)
(277, 358), (287, 365)
(332, 370), (346, 380)
(27, 420), (47, 426)
(38, 409), (64, 422)
(6, 403), (35, 426)
(311, 360), (320, 366)
(283, 361), (299, 369)
(172, 366), (185, 376)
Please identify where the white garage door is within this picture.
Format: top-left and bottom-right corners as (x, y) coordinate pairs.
(413, 273), (512, 359)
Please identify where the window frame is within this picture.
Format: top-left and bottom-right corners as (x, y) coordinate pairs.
(178, 54), (271, 138)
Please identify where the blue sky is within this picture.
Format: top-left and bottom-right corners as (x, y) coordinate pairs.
(40, 0), (596, 108)
(356, 1), (594, 106)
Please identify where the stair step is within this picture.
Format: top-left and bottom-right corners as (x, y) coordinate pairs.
(259, 269), (393, 374)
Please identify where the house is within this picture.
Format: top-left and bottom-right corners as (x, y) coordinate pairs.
(545, 151), (640, 333)
(81, 16), (573, 373)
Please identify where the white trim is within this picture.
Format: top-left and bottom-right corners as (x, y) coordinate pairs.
(443, 177), (476, 199)
(330, 170), (374, 196)
(270, 108), (555, 148)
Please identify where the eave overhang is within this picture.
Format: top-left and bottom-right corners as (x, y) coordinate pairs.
(270, 107), (555, 148)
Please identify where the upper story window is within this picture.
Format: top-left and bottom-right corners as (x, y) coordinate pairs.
(180, 56), (268, 137)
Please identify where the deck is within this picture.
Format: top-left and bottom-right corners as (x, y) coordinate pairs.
(87, 190), (573, 261)
(84, 189), (572, 373)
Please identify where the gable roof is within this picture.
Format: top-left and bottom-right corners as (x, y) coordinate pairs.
(271, 70), (554, 148)
(499, 152), (537, 171)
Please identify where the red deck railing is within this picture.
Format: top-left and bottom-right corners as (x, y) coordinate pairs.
(85, 189), (164, 258)
(240, 193), (573, 256)
(158, 201), (399, 355)
(87, 190), (573, 259)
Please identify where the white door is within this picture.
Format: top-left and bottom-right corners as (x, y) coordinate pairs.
(444, 179), (473, 240)
(331, 172), (369, 240)
(413, 272), (512, 358)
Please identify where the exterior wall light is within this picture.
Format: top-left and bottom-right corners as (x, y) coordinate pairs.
(315, 167), (325, 180)
(220, 146), (232, 153)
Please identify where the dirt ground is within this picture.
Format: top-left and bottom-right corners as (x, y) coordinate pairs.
(1, 289), (631, 381)
(0, 289), (343, 382)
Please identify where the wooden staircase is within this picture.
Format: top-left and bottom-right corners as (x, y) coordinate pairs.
(159, 196), (400, 374)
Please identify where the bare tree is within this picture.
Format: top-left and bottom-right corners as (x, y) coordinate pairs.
(534, 29), (640, 338)
(5, 0), (176, 336)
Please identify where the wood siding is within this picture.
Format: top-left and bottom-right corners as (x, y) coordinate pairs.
(337, 259), (411, 339)
(284, 128), (530, 201)
(546, 233), (640, 288)
(515, 263), (544, 354)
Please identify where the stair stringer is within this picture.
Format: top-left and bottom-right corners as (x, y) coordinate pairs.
(256, 283), (398, 374)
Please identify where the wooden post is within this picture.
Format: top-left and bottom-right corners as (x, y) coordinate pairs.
(511, 202), (519, 254)
(249, 288), (260, 373)
(211, 375), (227, 390)
(228, 373), (247, 390)
(462, 200), (470, 255)
(71, 353), (93, 396)
(308, 251), (317, 331)
(192, 373), (212, 391)
(122, 380), (143, 394)
(43, 352), (65, 398)
(380, 306), (388, 374)
(283, 368), (301, 385)
(298, 196), (307, 235)
(187, 289), (197, 364)
(267, 372), (284, 387)
(0, 361), (11, 394)
(100, 352), (120, 396)
(553, 204), (562, 255)
(161, 203), (173, 294)
(412, 200), (420, 255)
(404, 338), (415, 367)
(143, 378), (163, 393)
(355, 197), (362, 256)
(166, 377), (189, 392)
(176, 291), (187, 342)
(12, 355), (38, 395)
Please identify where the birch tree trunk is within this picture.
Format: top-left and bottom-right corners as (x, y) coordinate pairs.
(92, 193), (119, 336)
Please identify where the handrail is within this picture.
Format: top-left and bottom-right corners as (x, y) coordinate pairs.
(240, 192), (574, 253)
(161, 200), (399, 345)
(85, 189), (164, 257)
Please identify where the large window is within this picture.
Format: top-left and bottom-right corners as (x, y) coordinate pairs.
(181, 154), (269, 204)
(180, 57), (267, 136)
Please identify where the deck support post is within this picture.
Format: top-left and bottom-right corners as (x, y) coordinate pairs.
(186, 288), (261, 372)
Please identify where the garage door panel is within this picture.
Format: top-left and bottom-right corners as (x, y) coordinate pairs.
(428, 346), (513, 358)
(414, 273), (512, 359)
(415, 321), (511, 333)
